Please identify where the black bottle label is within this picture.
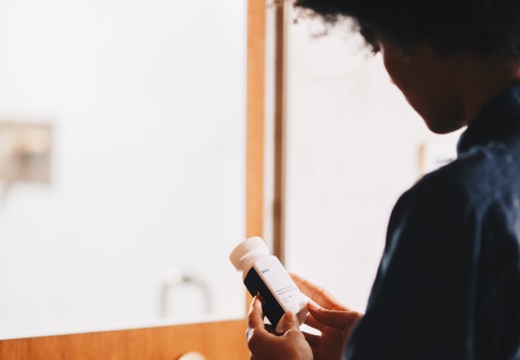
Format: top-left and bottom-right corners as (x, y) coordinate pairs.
(244, 267), (285, 331)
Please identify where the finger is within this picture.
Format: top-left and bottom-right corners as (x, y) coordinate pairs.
(246, 297), (272, 355)
(247, 296), (267, 335)
(303, 312), (326, 332)
(290, 273), (347, 310)
(302, 332), (319, 360)
(302, 331), (320, 348)
(281, 311), (300, 333)
(264, 324), (279, 336)
(312, 347), (318, 360)
(308, 301), (362, 329)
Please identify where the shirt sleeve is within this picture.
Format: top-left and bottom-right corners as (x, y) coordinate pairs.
(344, 176), (480, 360)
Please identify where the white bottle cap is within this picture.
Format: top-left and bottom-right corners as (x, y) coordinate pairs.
(229, 236), (270, 271)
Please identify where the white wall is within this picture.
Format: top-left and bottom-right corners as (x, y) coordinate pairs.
(0, 0), (247, 338)
(284, 18), (463, 312)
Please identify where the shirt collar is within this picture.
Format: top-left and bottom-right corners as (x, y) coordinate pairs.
(457, 83), (520, 155)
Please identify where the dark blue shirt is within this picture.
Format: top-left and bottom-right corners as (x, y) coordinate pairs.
(345, 84), (520, 360)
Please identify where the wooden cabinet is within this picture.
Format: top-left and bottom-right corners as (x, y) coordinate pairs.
(0, 319), (249, 360)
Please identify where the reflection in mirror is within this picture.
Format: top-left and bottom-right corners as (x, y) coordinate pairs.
(0, 0), (247, 339)
(284, 13), (463, 312)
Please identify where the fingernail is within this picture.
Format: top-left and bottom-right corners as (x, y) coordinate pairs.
(249, 296), (259, 309)
(307, 301), (320, 310)
(281, 312), (296, 332)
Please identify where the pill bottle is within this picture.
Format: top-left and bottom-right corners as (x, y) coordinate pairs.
(229, 236), (308, 333)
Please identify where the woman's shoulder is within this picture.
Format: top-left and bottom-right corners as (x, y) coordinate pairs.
(409, 141), (520, 208)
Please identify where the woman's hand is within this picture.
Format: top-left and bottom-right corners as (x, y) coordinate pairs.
(290, 272), (364, 360)
(246, 295), (313, 360)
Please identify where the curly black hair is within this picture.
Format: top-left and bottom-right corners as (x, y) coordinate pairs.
(291, 0), (520, 61)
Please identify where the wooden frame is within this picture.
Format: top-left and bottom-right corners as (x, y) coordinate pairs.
(0, 0), (266, 359)
(272, 1), (288, 264)
(247, 0), (266, 240)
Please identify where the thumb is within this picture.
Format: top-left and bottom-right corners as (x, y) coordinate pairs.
(281, 311), (300, 333)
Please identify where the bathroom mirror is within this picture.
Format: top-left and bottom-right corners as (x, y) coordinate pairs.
(0, 0), (248, 339)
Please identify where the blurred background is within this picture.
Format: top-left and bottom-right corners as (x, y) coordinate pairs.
(0, 0), (247, 338)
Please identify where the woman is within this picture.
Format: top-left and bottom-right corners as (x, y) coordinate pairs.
(246, 0), (520, 359)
